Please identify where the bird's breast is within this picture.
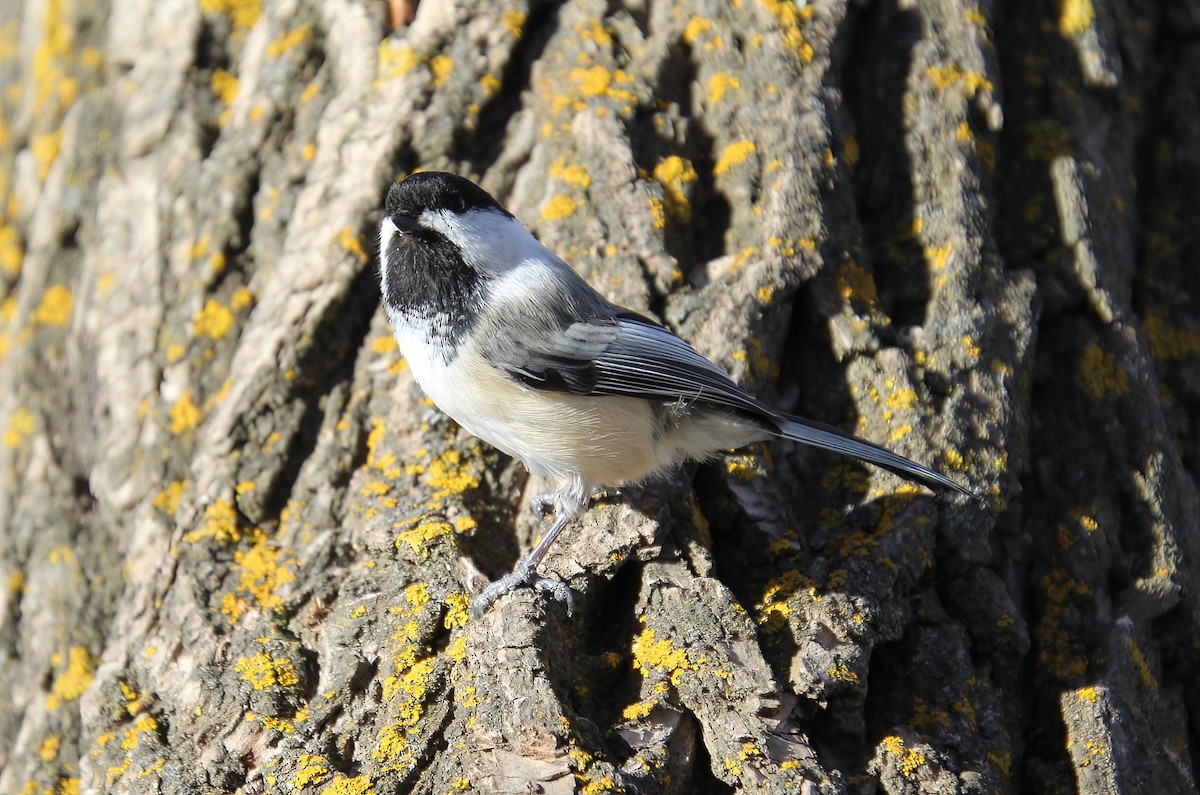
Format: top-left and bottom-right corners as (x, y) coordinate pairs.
(390, 330), (674, 491)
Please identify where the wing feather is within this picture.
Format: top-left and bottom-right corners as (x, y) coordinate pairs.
(502, 312), (774, 418)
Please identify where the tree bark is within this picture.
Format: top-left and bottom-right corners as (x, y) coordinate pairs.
(1, 0), (1198, 792)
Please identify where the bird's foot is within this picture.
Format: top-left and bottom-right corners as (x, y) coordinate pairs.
(589, 485), (623, 503)
(471, 563), (575, 618)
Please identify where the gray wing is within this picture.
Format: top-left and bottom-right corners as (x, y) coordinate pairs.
(500, 311), (776, 418)
(494, 312), (972, 496)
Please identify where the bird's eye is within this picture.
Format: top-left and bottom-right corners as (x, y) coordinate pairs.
(450, 195), (467, 213)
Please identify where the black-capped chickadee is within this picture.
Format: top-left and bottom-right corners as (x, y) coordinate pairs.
(380, 172), (969, 616)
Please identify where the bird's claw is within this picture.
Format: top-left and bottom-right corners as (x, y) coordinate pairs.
(530, 576), (574, 614)
(471, 568), (575, 618)
(531, 492), (556, 519)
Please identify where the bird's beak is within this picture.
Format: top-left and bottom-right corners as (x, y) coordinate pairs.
(390, 211), (420, 234)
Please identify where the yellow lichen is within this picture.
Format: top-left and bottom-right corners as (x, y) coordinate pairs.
(631, 626), (695, 685)
(199, 0), (262, 29)
(571, 65), (628, 100)
(152, 481), (186, 515)
(757, 569), (808, 632)
(429, 55), (453, 87)
(648, 196), (666, 230)
(193, 298), (234, 339)
(714, 140), (756, 175)
(211, 69), (238, 105)
(621, 698), (657, 721)
(361, 480), (389, 498)
(120, 716), (157, 750)
(550, 157), (591, 188)
(266, 25), (309, 58)
(30, 0), (76, 113)
(1077, 344), (1129, 398)
(47, 646), (93, 709)
(580, 778), (619, 795)
(371, 335), (398, 354)
(107, 759), (130, 783)
(443, 592), (470, 629)
(34, 284), (72, 326)
(682, 17), (712, 44)
(1143, 312), (1200, 360)
(504, 10), (526, 36)
(707, 72), (740, 103)
(725, 457), (760, 480)
(168, 393), (203, 435)
(0, 225), (22, 277)
(827, 663), (860, 683)
(377, 43), (421, 81)
(4, 407), (34, 448)
(480, 73), (501, 99)
(404, 582), (430, 611)
(322, 776), (375, 795)
(234, 652), (299, 690)
(1124, 638), (1159, 688)
(260, 714), (296, 732)
(652, 155), (698, 221)
(760, 0), (814, 62)
(424, 449), (478, 497)
(231, 537), (295, 614)
(926, 63), (993, 95)
(926, 242), (953, 271)
(48, 546), (74, 565)
(394, 520), (456, 556)
(39, 735), (60, 761)
(230, 286), (254, 310)
(183, 500), (241, 544)
(294, 753), (330, 790)
(539, 195), (578, 222)
(882, 735), (927, 778)
(1059, 0), (1094, 35)
(375, 651), (437, 769)
(31, 130), (64, 182)
(338, 227), (368, 262)
(836, 260), (880, 307)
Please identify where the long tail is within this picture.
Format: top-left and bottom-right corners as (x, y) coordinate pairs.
(776, 416), (972, 496)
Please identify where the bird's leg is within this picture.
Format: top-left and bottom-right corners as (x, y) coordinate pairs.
(472, 511), (576, 617)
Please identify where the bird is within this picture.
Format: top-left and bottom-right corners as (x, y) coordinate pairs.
(378, 171), (970, 616)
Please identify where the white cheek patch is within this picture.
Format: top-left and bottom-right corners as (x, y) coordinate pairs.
(418, 208), (458, 242)
(418, 208), (549, 278)
(488, 259), (564, 307)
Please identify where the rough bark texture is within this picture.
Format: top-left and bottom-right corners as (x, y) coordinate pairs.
(1, 0), (1198, 792)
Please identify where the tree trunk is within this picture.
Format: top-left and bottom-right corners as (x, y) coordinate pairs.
(1, 0), (1197, 792)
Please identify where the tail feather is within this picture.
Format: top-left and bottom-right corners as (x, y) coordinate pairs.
(776, 416), (972, 496)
